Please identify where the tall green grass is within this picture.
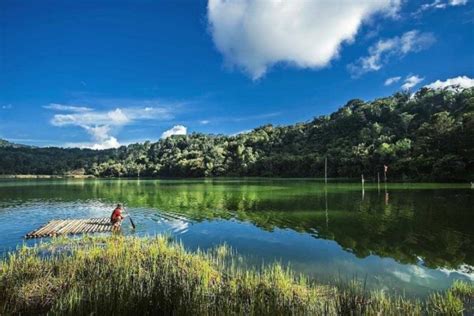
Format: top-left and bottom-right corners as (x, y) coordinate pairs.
(0, 236), (472, 315)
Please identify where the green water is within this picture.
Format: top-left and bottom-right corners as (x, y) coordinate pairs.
(0, 178), (472, 296)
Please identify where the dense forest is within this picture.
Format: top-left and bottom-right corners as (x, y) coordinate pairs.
(1, 87), (473, 181)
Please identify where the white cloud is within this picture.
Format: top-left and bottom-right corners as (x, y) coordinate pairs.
(64, 138), (120, 150)
(450, 0), (468, 5)
(81, 125), (120, 150)
(207, 0), (401, 79)
(418, 0), (468, 12)
(48, 103), (173, 149)
(384, 76), (402, 86)
(51, 107), (170, 127)
(161, 125), (187, 139)
(231, 129), (252, 136)
(43, 103), (92, 112)
(425, 76), (474, 90)
(348, 30), (435, 76)
(199, 120), (210, 125)
(401, 75), (424, 90)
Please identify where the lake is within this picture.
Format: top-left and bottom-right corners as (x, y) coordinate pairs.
(0, 178), (472, 296)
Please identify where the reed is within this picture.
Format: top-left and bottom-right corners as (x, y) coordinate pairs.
(0, 235), (472, 315)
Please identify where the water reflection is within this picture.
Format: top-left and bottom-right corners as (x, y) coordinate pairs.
(0, 179), (472, 295)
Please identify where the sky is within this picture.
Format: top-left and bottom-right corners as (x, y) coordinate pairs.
(0, 0), (473, 148)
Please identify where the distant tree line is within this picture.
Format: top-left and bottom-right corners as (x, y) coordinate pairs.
(1, 87), (473, 181)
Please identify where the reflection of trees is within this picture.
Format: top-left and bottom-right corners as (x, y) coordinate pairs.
(0, 180), (472, 269)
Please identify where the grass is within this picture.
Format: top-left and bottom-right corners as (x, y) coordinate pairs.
(0, 235), (472, 315)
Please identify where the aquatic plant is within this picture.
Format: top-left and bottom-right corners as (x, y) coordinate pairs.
(0, 235), (472, 315)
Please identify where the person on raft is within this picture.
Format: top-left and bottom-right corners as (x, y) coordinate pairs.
(110, 203), (126, 231)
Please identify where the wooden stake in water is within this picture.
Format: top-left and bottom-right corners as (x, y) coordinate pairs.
(361, 174), (365, 200)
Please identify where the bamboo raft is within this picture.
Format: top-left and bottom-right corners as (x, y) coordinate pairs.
(25, 218), (112, 238)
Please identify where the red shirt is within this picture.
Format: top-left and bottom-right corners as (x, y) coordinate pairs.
(111, 208), (123, 221)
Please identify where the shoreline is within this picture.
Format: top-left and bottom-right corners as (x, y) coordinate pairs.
(0, 174), (471, 184)
(0, 174), (96, 179)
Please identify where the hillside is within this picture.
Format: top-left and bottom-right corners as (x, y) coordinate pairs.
(0, 87), (473, 180)
(0, 139), (29, 148)
(0, 139), (15, 147)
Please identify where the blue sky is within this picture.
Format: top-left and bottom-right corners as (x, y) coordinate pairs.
(1, 0), (473, 148)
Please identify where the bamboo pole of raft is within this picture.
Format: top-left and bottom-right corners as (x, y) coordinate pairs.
(81, 221), (92, 234)
(84, 221), (96, 234)
(68, 219), (83, 234)
(70, 220), (85, 234)
(90, 221), (99, 233)
(59, 219), (79, 234)
(78, 219), (90, 234)
(78, 220), (91, 234)
(53, 220), (71, 235)
(48, 220), (66, 237)
(28, 220), (57, 237)
(98, 218), (107, 232)
(104, 218), (112, 231)
(99, 221), (106, 232)
(90, 219), (101, 232)
(56, 219), (78, 235)
(103, 218), (111, 231)
(76, 219), (94, 234)
(69, 220), (83, 234)
(79, 220), (90, 234)
(26, 220), (51, 237)
(48, 220), (68, 237)
(97, 218), (104, 232)
(35, 220), (62, 237)
(97, 222), (104, 232)
(97, 219), (106, 232)
(95, 218), (102, 231)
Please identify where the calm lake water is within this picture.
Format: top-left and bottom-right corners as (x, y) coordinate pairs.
(0, 178), (472, 296)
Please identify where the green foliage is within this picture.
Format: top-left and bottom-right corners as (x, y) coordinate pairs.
(1, 87), (473, 180)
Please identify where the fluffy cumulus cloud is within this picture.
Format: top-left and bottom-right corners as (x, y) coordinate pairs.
(207, 0), (401, 79)
(401, 75), (424, 90)
(349, 30), (435, 77)
(425, 76), (474, 90)
(48, 104), (172, 149)
(384, 76), (402, 86)
(82, 125), (121, 150)
(161, 125), (187, 139)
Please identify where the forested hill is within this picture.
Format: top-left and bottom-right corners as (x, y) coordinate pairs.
(1, 87), (473, 181)
(0, 139), (29, 148)
(0, 139), (17, 147)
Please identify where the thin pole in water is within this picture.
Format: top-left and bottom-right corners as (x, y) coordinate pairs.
(361, 174), (365, 200)
(124, 206), (136, 229)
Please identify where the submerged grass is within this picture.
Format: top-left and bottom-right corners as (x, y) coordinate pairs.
(0, 235), (472, 315)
